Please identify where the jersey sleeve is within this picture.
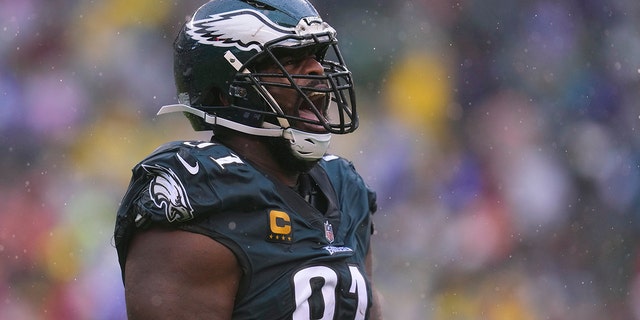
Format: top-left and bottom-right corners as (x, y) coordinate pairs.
(114, 140), (235, 274)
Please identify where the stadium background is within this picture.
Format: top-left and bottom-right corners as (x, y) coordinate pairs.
(1, 0), (639, 319)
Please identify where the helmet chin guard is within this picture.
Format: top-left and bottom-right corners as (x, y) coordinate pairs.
(158, 104), (331, 161)
(282, 128), (331, 161)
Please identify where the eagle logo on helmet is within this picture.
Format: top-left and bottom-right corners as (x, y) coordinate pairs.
(187, 9), (296, 52)
(143, 163), (195, 223)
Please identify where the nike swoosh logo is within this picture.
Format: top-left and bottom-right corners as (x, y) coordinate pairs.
(176, 153), (199, 175)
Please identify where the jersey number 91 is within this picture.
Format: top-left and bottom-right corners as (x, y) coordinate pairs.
(292, 265), (368, 320)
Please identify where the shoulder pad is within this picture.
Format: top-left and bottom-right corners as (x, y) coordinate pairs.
(129, 140), (252, 226)
(319, 154), (377, 214)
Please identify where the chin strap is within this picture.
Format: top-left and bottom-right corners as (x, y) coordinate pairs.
(157, 104), (331, 161)
(284, 127), (331, 160)
(158, 104), (281, 137)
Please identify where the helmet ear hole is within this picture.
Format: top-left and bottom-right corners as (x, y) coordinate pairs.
(200, 87), (226, 107)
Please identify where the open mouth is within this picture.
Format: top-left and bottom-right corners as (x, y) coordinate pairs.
(296, 91), (330, 132)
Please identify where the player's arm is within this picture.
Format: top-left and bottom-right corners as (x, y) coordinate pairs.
(123, 227), (241, 320)
(366, 247), (383, 320)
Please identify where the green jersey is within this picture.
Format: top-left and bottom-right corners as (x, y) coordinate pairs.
(115, 140), (377, 319)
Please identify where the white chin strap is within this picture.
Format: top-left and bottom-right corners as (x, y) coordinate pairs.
(157, 104), (331, 161)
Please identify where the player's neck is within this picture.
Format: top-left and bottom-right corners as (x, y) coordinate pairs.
(221, 135), (300, 187)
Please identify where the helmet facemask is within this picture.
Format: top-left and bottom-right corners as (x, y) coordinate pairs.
(229, 32), (358, 135)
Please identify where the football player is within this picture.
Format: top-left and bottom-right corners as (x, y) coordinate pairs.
(114, 0), (382, 319)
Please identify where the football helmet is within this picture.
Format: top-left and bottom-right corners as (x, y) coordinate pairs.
(159, 0), (357, 160)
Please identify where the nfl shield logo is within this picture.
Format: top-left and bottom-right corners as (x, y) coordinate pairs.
(324, 220), (334, 243)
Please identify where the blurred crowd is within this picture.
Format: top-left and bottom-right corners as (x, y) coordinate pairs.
(1, 0), (639, 319)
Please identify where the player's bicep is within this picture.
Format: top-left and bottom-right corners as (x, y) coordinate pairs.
(124, 228), (240, 320)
